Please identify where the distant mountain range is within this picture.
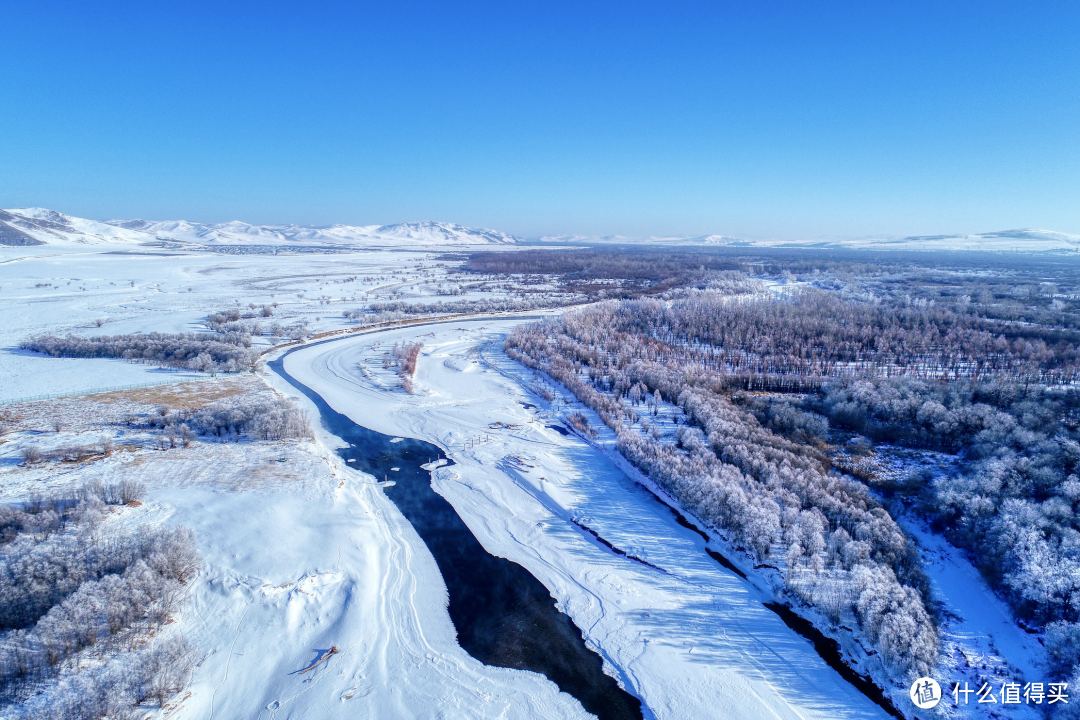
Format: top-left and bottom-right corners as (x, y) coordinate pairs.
(0, 208), (519, 248)
(1, 207), (1078, 254)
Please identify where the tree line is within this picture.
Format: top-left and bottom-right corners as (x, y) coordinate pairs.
(21, 332), (261, 375)
(506, 303), (940, 678)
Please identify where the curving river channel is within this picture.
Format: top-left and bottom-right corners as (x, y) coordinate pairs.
(269, 351), (644, 720)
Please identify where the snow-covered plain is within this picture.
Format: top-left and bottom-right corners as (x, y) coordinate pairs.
(0, 246), (509, 402)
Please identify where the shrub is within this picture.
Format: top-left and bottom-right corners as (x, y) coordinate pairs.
(19, 447), (42, 465)
(394, 342), (423, 378)
(3, 635), (195, 719)
(77, 479), (145, 506)
(566, 413), (597, 439)
(189, 398), (311, 441)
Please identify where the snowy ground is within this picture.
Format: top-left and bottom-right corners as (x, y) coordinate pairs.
(0, 245), (531, 402)
(0, 375), (594, 719)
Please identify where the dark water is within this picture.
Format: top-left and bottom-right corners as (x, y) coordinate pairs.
(268, 354), (643, 720)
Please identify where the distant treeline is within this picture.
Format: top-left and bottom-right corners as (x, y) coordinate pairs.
(541, 290), (1080, 388)
(464, 248), (743, 281)
(464, 245), (1080, 322)
(462, 249), (756, 297)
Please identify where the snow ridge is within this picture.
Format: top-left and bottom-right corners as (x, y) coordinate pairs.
(111, 218), (520, 247)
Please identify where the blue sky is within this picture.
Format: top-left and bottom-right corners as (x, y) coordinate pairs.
(1, 1), (1077, 238)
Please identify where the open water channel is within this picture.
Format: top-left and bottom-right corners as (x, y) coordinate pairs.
(269, 351), (644, 720)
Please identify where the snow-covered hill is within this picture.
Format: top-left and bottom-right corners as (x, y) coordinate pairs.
(0, 208), (151, 246)
(111, 218), (520, 247)
(369, 221), (518, 245)
(0, 209), (521, 248)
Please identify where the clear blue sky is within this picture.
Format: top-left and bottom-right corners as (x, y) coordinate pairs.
(1, 1), (1077, 238)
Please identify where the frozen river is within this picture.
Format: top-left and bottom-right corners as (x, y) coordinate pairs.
(270, 347), (643, 720)
(273, 318), (893, 720)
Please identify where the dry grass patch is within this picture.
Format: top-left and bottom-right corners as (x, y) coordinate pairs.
(91, 375), (261, 409)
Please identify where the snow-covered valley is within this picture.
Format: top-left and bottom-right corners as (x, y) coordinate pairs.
(0, 242), (1064, 720)
(0, 315), (893, 719)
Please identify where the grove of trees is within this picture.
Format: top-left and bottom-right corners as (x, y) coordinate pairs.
(21, 332), (261, 375)
(0, 483), (200, 717)
(506, 299), (941, 678)
(505, 275), (1080, 685)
